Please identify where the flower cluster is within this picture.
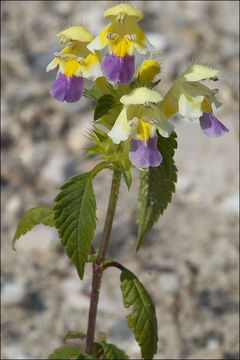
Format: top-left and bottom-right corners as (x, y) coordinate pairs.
(47, 3), (229, 168)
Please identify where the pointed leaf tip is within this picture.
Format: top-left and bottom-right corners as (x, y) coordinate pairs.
(120, 269), (158, 359)
(12, 206), (55, 250)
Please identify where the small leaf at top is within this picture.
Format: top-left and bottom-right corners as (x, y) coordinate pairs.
(12, 206), (55, 250)
(120, 269), (158, 359)
(83, 85), (99, 101)
(137, 131), (177, 250)
(63, 330), (86, 343)
(94, 94), (116, 121)
(54, 172), (96, 280)
(48, 345), (80, 359)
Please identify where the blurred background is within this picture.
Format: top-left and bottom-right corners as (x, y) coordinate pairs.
(1, 1), (239, 359)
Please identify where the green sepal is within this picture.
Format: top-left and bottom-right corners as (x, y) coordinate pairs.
(94, 94), (117, 121)
(123, 169), (132, 190)
(120, 269), (158, 359)
(12, 206), (55, 250)
(87, 127), (131, 172)
(48, 345), (80, 359)
(63, 330), (86, 343)
(137, 131), (178, 250)
(149, 79), (161, 89)
(54, 172), (96, 280)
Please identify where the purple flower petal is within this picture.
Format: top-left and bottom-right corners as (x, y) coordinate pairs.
(50, 73), (84, 103)
(101, 53), (135, 84)
(129, 136), (162, 168)
(199, 112), (229, 137)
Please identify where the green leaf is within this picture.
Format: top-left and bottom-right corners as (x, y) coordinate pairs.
(12, 206), (55, 250)
(120, 269), (158, 359)
(94, 94), (116, 121)
(83, 86), (99, 101)
(96, 106), (122, 130)
(54, 173), (96, 280)
(77, 354), (96, 360)
(123, 169), (132, 190)
(48, 345), (80, 359)
(63, 330), (86, 343)
(88, 253), (98, 263)
(137, 131), (177, 250)
(94, 341), (129, 359)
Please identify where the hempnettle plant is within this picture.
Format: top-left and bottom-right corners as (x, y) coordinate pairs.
(12, 4), (229, 359)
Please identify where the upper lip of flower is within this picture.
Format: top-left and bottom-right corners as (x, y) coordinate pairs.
(56, 26), (94, 44)
(120, 87), (163, 105)
(103, 4), (143, 23)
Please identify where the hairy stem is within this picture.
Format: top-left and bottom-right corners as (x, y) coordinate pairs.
(85, 168), (122, 354)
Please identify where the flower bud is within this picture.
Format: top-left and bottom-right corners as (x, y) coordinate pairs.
(137, 59), (160, 83)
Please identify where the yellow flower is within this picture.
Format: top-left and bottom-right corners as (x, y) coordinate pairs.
(87, 4), (154, 84)
(46, 26), (102, 81)
(136, 59), (161, 84)
(108, 87), (173, 144)
(159, 64), (220, 120)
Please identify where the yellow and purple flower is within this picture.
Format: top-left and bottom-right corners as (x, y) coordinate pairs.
(87, 4), (154, 84)
(47, 26), (102, 103)
(159, 64), (229, 137)
(108, 87), (174, 168)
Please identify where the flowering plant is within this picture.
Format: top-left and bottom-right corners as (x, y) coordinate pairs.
(12, 4), (229, 359)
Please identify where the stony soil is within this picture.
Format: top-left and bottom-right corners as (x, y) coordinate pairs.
(1, 1), (239, 359)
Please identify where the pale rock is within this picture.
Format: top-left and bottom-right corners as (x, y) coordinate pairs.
(67, 121), (91, 154)
(61, 276), (90, 311)
(176, 175), (193, 193)
(220, 192), (239, 215)
(41, 154), (68, 184)
(147, 32), (168, 51)
(3, 345), (30, 360)
(15, 226), (57, 252)
(2, 281), (26, 306)
(158, 272), (179, 295)
(6, 196), (21, 217)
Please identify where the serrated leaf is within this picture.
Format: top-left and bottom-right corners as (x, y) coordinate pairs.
(63, 330), (86, 343)
(120, 269), (158, 359)
(54, 173), (96, 280)
(137, 131), (177, 250)
(12, 206), (55, 250)
(94, 94), (116, 121)
(48, 345), (80, 359)
(94, 341), (129, 359)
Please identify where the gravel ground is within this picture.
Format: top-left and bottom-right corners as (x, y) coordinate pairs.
(1, 1), (239, 359)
